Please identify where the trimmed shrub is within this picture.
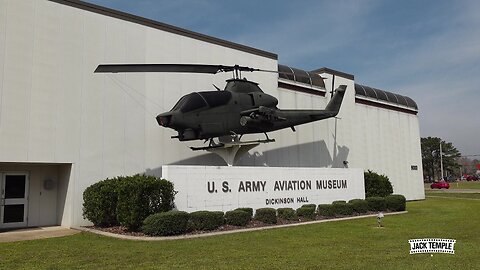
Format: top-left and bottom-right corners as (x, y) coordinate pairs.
(82, 177), (124, 226)
(364, 170), (393, 197)
(317, 204), (335, 217)
(225, 210), (251, 226)
(189, 211), (224, 231)
(117, 174), (176, 231)
(277, 208), (297, 220)
(331, 201), (354, 216)
(366, 197), (387, 211)
(386, 194), (407, 211)
(348, 199), (368, 214)
(142, 211), (189, 236)
(332, 200), (346, 204)
(235, 208), (254, 219)
(254, 208), (277, 224)
(296, 206), (316, 220)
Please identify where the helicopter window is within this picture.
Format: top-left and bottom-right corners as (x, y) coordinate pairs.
(171, 93), (208, 112)
(198, 91), (232, 107)
(248, 94), (255, 106)
(182, 93), (208, 112)
(171, 96), (188, 111)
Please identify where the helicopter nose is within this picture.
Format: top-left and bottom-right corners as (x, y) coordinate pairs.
(156, 114), (172, 127)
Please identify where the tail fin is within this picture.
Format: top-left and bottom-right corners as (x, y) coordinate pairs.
(325, 85), (347, 114)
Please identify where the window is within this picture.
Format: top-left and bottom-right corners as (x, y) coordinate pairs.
(198, 91), (232, 107)
(170, 93), (208, 112)
(180, 93), (207, 112)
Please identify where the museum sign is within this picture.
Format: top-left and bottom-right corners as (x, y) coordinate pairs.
(161, 166), (365, 212)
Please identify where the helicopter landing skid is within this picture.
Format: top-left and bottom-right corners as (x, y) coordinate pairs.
(190, 138), (275, 166)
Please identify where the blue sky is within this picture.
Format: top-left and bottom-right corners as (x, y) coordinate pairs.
(85, 0), (480, 156)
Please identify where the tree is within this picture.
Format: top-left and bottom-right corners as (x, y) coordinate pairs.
(459, 157), (480, 175)
(421, 137), (461, 181)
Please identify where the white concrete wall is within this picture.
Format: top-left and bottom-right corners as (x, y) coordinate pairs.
(318, 73), (424, 200)
(0, 0), (278, 226)
(0, 0), (424, 227)
(350, 103), (424, 200)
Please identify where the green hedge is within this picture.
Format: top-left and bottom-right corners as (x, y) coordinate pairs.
(386, 194), (406, 211)
(225, 210), (251, 226)
(317, 204), (335, 217)
(332, 200), (346, 204)
(235, 208), (254, 219)
(366, 197), (387, 211)
(364, 170), (393, 197)
(142, 211), (189, 236)
(277, 208), (297, 220)
(348, 199), (368, 214)
(254, 208), (277, 224)
(117, 174), (176, 231)
(302, 204), (317, 209)
(296, 205), (316, 220)
(189, 211), (224, 231)
(331, 201), (354, 216)
(82, 177), (124, 226)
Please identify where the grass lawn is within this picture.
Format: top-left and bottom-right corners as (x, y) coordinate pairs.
(1, 196), (479, 270)
(425, 180), (480, 190)
(425, 191), (480, 200)
(449, 181), (480, 189)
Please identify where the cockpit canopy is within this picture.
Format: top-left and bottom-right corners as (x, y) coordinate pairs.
(171, 91), (232, 112)
(224, 79), (263, 93)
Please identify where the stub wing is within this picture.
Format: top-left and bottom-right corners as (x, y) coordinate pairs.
(239, 85), (347, 131)
(239, 106), (286, 127)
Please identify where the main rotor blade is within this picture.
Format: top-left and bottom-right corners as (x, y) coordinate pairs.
(94, 63), (305, 78)
(94, 64), (231, 74)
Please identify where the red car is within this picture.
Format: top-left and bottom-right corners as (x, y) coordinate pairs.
(466, 175), (478, 181)
(430, 181), (450, 189)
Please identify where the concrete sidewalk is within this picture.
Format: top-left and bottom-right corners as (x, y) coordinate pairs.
(0, 226), (80, 243)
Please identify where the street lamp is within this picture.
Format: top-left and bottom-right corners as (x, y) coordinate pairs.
(440, 142), (444, 180)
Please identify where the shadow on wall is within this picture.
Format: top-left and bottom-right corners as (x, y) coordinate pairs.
(156, 140), (349, 168)
(333, 145), (350, 168)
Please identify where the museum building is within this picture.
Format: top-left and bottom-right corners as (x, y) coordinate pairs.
(0, 0), (424, 229)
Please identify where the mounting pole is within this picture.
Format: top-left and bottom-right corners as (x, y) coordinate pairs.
(190, 137), (275, 166)
(207, 142), (260, 166)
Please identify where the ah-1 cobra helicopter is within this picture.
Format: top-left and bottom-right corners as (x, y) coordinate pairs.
(94, 64), (346, 150)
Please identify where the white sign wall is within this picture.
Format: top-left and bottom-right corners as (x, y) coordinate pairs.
(161, 166), (365, 212)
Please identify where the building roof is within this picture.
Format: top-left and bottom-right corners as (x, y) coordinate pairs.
(48, 0), (277, 60)
(355, 83), (418, 110)
(278, 64), (325, 88)
(312, 67), (354, 80)
(278, 64), (418, 113)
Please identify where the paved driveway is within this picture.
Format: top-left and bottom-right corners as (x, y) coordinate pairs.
(0, 226), (79, 243)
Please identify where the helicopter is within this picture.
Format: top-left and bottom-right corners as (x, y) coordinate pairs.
(94, 64), (346, 150)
